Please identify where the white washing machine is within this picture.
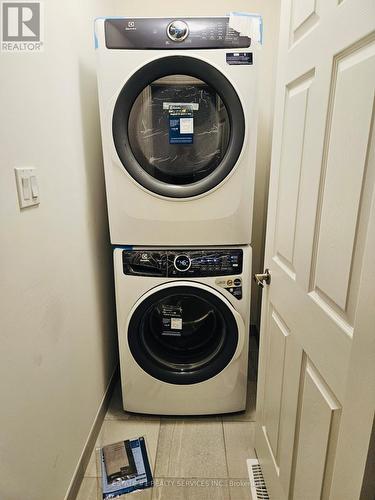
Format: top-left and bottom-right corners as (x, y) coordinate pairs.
(114, 245), (251, 415)
(95, 17), (259, 246)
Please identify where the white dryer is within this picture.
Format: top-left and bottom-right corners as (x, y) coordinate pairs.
(114, 245), (251, 415)
(95, 17), (259, 245)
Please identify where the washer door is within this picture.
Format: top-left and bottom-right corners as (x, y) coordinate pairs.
(112, 56), (245, 198)
(127, 283), (243, 384)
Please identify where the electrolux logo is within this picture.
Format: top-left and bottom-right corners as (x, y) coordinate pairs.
(125, 20), (136, 31)
(1, 1), (44, 52)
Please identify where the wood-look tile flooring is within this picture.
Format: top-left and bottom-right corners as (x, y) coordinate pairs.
(76, 337), (258, 500)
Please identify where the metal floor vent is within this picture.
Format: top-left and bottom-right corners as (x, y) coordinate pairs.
(247, 458), (270, 500)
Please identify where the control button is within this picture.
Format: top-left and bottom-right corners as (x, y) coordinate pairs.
(225, 286), (242, 300)
(234, 278), (241, 286)
(167, 20), (189, 42)
(227, 279), (233, 286)
(21, 176), (31, 200)
(174, 254), (191, 272)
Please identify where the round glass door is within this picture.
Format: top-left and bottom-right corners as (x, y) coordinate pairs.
(128, 286), (239, 384)
(128, 75), (230, 185)
(112, 56), (245, 198)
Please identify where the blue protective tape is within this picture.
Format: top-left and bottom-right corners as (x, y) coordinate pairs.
(227, 12), (263, 44)
(113, 245), (134, 250)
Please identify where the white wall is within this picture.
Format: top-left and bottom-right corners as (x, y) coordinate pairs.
(111, 0), (281, 326)
(0, 1), (118, 499)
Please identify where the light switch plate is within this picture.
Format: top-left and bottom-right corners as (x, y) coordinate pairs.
(15, 167), (40, 208)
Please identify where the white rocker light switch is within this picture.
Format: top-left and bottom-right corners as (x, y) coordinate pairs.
(30, 175), (39, 198)
(15, 167), (40, 208)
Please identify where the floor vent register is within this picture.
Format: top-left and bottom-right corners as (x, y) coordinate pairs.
(247, 458), (270, 500)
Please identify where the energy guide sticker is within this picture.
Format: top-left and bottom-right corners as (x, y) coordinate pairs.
(161, 304), (183, 336)
(168, 105), (194, 145)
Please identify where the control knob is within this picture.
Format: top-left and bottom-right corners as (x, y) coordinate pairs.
(167, 20), (189, 42)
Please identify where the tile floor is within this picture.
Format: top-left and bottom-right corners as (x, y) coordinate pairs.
(76, 337), (259, 500)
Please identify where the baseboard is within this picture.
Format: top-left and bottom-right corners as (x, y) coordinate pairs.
(64, 365), (119, 500)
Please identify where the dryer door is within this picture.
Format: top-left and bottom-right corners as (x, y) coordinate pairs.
(112, 56), (245, 198)
(127, 282), (245, 384)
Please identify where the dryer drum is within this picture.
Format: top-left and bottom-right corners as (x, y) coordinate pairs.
(128, 286), (239, 384)
(112, 56), (246, 198)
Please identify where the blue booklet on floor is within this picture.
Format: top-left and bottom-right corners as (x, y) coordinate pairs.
(100, 436), (153, 498)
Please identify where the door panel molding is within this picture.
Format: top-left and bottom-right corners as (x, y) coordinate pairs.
(311, 35), (375, 315)
(290, 356), (341, 500)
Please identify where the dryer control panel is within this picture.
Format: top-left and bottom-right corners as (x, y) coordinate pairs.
(105, 17), (251, 49)
(122, 249), (243, 277)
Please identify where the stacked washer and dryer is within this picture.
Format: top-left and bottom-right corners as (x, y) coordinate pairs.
(95, 16), (259, 415)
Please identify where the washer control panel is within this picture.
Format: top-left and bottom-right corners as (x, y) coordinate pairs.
(105, 17), (251, 49)
(122, 249), (243, 277)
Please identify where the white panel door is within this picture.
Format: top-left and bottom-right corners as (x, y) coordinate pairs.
(255, 0), (375, 498)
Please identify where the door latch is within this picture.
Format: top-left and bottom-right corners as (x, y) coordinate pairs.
(253, 269), (271, 288)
